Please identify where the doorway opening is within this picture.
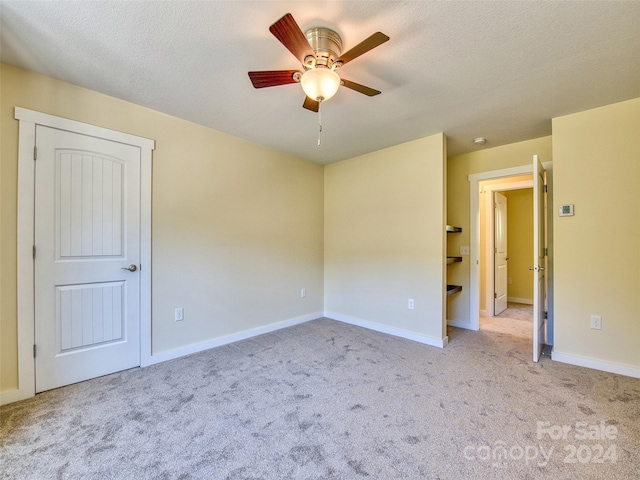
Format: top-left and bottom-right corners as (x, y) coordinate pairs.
(14, 108), (154, 403)
(480, 302), (534, 339)
(478, 175), (533, 340)
(467, 160), (554, 360)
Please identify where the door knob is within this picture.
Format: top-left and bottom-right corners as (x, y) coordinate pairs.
(121, 264), (138, 272)
(529, 266), (545, 272)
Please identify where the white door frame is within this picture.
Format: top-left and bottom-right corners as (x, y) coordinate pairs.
(480, 179), (533, 317)
(468, 162), (552, 332)
(13, 107), (154, 403)
(469, 165), (534, 330)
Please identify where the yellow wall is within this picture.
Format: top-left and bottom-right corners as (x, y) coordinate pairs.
(0, 64), (325, 393)
(504, 188), (533, 302)
(447, 137), (552, 324)
(324, 134), (447, 342)
(552, 98), (640, 368)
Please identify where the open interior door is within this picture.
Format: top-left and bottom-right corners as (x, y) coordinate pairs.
(494, 191), (508, 315)
(531, 155), (547, 362)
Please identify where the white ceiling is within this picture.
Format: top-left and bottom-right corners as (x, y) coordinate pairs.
(1, 1), (639, 164)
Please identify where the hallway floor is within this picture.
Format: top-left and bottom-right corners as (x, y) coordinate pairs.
(480, 302), (533, 339)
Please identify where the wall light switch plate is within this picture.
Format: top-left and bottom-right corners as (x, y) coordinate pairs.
(175, 307), (184, 322)
(460, 246), (470, 256)
(590, 315), (602, 330)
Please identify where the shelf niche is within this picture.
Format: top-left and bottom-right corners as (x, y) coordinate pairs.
(446, 225), (462, 297)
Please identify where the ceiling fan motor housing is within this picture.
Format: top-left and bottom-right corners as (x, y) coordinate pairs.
(304, 27), (343, 69)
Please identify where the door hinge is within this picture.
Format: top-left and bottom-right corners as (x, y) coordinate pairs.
(33, 245), (36, 259)
(545, 247), (548, 256)
(544, 184), (548, 193)
(34, 146), (37, 161)
(33, 344), (36, 358)
(494, 293), (497, 299)
(544, 311), (548, 319)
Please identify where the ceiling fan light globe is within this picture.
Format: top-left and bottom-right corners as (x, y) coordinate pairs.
(301, 68), (340, 102)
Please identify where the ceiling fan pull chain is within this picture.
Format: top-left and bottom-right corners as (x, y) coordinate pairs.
(317, 100), (323, 146)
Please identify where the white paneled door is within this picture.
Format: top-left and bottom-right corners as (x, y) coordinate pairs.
(532, 155), (547, 362)
(35, 126), (141, 392)
(494, 191), (508, 315)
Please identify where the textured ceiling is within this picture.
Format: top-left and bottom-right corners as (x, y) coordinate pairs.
(1, 1), (639, 164)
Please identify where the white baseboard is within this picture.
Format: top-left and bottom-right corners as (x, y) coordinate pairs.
(325, 311), (448, 348)
(507, 297), (533, 305)
(1, 312), (323, 406)
(552, 351), (640, 379)
(142, 312), (322, 367)
(0, 389), (23, 406)
(447, 319), (479, 331)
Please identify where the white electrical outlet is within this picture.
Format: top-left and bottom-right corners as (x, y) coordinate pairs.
(408, 299), (414, 310)
(301, 288), (306, 298)
(175, 307), (184, 322)
(590, 315), (602, 330)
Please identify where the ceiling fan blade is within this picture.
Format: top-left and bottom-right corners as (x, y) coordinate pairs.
(340, 78), (381, 97)
(335, 32), (389, 66)
(269, 13), (316, 65)
(303, 96), (320, 112)
(248, 70), (301, 88)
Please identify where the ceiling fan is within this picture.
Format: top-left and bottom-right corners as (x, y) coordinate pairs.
(248, 13), (389, 112)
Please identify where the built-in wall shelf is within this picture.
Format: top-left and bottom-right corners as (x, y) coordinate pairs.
(446, 225), (462, 300)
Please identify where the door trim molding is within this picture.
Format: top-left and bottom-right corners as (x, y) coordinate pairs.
(11, 107), (154, 403)
(466, 165), (533, 331)
(467, 162), (551, 331)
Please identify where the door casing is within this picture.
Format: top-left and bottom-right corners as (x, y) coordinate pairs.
(460, 162), (553, 334)
(13, 107), (154, 403)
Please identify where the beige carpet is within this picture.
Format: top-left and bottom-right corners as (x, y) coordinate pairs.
(481, 302), (534, 339)
(1, 318), (639, 479)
